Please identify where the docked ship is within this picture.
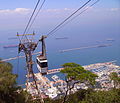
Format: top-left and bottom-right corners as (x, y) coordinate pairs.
(55, 37), (68, 40)
(106, 38), (115, 41)
(3, 45), (18, 48)
(97, 44), (111, 48)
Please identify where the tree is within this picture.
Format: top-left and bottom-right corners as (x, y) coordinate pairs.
(60, 63), (98, 103)
(0, 61), (17, 102)
(0, 60), (33, 103)
(83, 88), (120, 103)
(109, 72), (120, 89)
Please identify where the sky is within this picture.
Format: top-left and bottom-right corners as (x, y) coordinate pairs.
(0, 0), (120, 9)
(0, 0), (120, 35)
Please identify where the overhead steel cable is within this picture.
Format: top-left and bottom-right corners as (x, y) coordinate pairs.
(47, 0), (91, 37)
(64, 0), (100, 25)
(21, 0), (41, 41)
(49, 0), (100, 35)
(26, 0), (46, 34)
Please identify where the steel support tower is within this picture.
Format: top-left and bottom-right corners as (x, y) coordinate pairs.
(18, 33), (44, 103)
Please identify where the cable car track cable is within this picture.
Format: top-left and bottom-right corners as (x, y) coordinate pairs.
(46, 0), (91, 37)
(48, 0), (100, 35)
(26, 0), (46, 34)
(21, 0), (41, 41)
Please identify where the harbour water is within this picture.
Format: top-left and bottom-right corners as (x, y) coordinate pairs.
(0, 28), (120, 85)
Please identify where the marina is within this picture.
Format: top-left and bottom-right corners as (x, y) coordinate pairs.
(26, 61), (120, 99)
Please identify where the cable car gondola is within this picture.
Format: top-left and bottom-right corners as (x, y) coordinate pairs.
(36, 55), (48, 75)
(36, 35), (48, 75)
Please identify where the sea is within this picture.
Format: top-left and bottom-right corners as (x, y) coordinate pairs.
(0, 26), (120, 85)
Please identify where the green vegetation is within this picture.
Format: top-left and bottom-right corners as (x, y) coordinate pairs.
(61, 63), (98, 86)
(60, 63), (98, 103)
(44, 88), (120, 103)
(0, 60), (32, 103)
(109, 72), (120, 89)
(0, 61), (120, 103)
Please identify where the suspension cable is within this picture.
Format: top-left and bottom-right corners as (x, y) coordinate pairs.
(21, 0), (41, 41)
(46, 0), (91, 37)
(65, 0), (100, 25)
(48, 0), (100, 35)
(26, 0), (46, 34)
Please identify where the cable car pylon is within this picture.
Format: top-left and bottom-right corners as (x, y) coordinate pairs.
(17, 33), (44, 103)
